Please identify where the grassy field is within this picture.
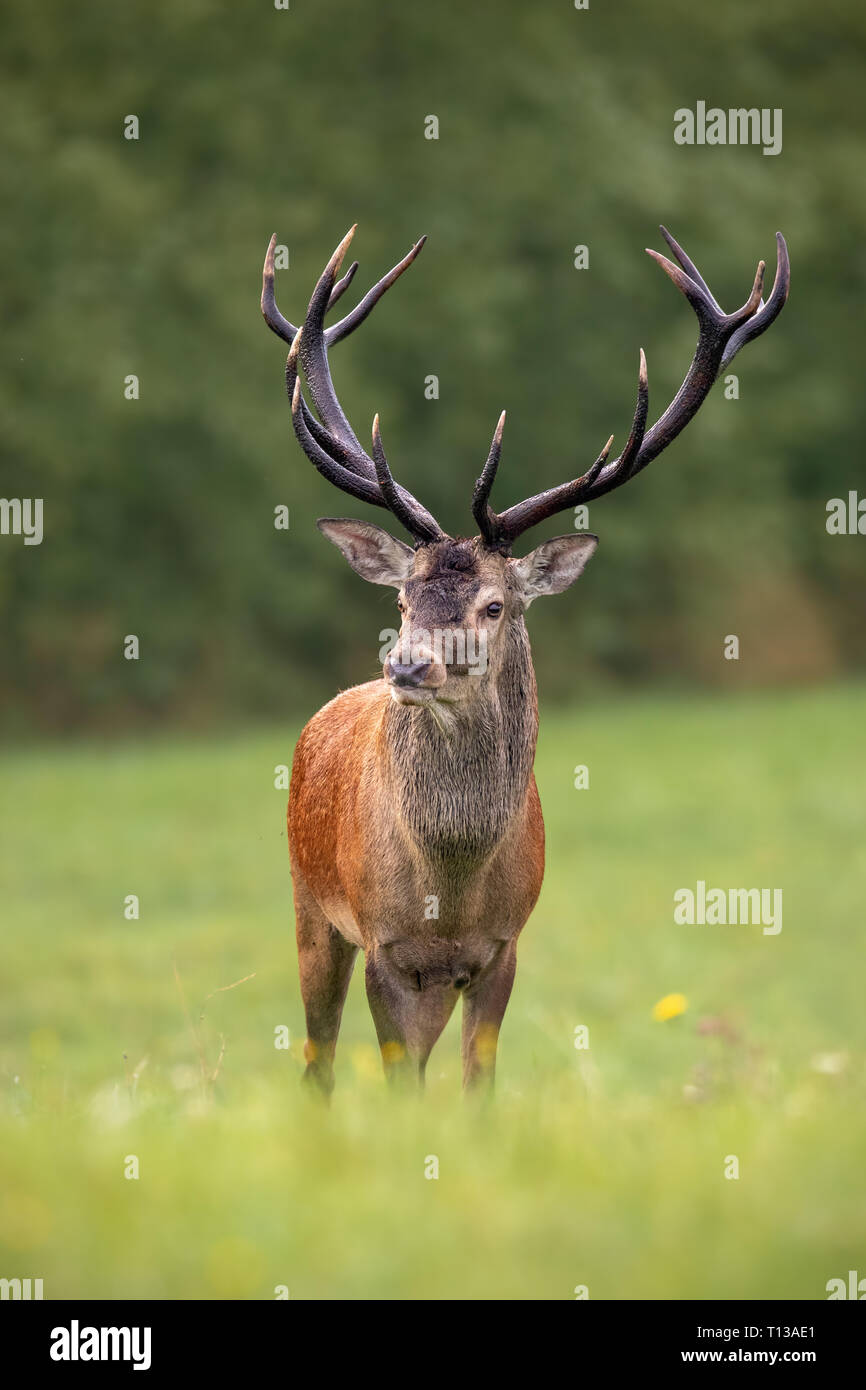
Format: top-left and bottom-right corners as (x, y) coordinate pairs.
(1, 684), (864, 1300)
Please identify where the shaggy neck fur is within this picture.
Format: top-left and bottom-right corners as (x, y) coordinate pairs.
(386, 618), (538, 871)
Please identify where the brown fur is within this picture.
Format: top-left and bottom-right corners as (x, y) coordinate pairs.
(288, 537), (552, 1092)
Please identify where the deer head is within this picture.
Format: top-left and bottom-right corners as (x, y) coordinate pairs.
(262, 225), (789, 709)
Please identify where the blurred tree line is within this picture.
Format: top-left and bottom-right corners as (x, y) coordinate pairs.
(1, 0), (864, 734)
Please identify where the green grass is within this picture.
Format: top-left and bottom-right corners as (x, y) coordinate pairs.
(1, 684), (864, 1299)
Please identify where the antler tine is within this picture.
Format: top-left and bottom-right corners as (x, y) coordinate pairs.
(587, 239), (766, 487)
(372, 415), (443, 544)
(261, 234), (297, 345)
(261, 231), (426, 350)
(297, 227), (364, 452)
(486, 435), (614, 544)
(288, 343), (442, 541)
(480, 229), (788, 546)
(485, 347), (647, 543)
(285, 341), (382, 507)
(721, 232), (790, 368)
(328, 259), (359, 311)
(282, 348), (369, 477)
(472, 412), (507, 546)
(272, 241), (445, 545)
(295, 229), (430, 468)
(598, 347), (649, 487)
(658, 225), (722, 312)
(261, 236), (358, 344)
(327, 236), (427, 345)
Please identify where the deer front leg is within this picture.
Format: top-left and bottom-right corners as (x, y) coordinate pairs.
(294, 881), (358, 1097)
(364, 949), (457, 1087)
(461, 939), (517, 1091)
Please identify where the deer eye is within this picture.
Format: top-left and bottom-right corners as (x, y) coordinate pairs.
(396, 598), (405, 612)
(486, 602), (503, 618)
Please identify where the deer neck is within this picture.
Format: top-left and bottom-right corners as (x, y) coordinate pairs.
(385, 618), (538, 867)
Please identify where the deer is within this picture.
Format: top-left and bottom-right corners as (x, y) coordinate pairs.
(261, 223), (789, 1094)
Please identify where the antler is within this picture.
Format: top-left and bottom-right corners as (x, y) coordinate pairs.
(474, 227), (790, 550)
(263, 227), (444, 546)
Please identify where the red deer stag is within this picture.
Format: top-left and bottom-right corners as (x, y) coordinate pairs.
(261, 224), (789, 1093)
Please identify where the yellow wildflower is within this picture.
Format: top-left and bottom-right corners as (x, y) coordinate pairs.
(653, 993), (688, 1022)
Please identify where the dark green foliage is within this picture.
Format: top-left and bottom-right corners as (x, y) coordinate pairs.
(1, 0), (864, 731)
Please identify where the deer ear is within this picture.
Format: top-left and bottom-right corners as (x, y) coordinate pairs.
(510, 533), (599, 606)
(317, 518), (415, 588)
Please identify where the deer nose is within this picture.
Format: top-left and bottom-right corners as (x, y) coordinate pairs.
(388, 660), (432, 689)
